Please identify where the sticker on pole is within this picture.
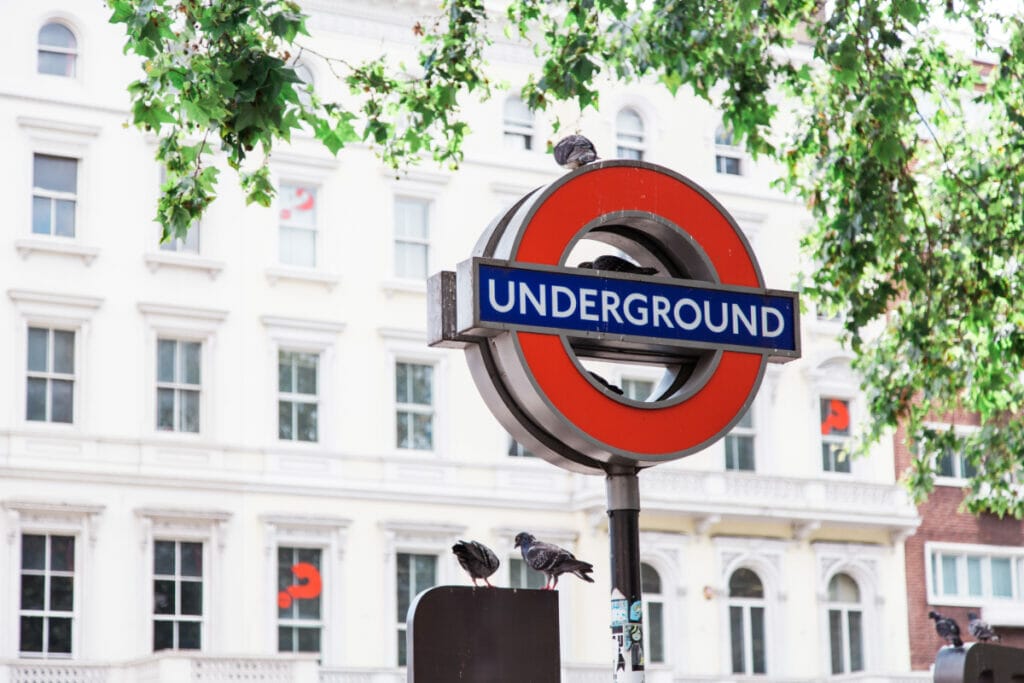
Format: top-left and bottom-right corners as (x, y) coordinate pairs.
(429, 160), (801, 473)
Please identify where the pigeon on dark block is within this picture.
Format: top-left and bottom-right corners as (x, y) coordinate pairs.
(588, 371), (624, 395)
(452, 540), (500, 588)
(967, 611), (1000, 642)
(577, 255), (658, 276)
(514, 532), (595, 590)
(553, 134), (598, 170)
(928, 610), (964, 648)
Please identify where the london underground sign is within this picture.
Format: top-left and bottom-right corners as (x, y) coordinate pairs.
(429, 160), (801, 474)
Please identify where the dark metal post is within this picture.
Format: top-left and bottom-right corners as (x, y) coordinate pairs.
(607, 466), (644, 682)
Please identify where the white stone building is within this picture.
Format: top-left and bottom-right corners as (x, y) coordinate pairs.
(0, 0), (924, 681)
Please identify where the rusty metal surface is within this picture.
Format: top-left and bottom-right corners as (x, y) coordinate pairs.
(407, 586), (560, 683)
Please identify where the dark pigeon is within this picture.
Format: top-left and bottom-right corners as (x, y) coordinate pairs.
(514, 531), (594, 590)
(588, 371), (624, 395)
(967, 611), (1000, 642)
(928, 610), (964, 648)
(577, 255), (658, 276)
(553, 134), (598, 170)
(452, 540), (500, 588)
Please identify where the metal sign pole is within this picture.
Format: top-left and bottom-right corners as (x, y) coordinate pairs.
(607, 466), (644, 681)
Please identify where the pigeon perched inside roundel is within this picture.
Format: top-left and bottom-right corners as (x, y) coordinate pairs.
(577, 255), (658, 276)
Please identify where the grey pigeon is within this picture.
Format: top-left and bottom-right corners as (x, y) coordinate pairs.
(514, 532), (594, 590)
(578, 255), (658, 276)
(452, 540), (500, 587)
(928, 610), (964, 648)
(967, 611), (1000, 642)
(553, 134), (598, 170)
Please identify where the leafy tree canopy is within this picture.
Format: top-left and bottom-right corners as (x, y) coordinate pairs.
(110, 0), (1024, 516)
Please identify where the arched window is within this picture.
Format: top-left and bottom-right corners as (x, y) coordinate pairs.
(728, 568), (766, 674)
(827, 573), (864, 674)
(38, 22), (77, 77)
(714, 124), (742, 176)
(503, 97), (534, 151)
(641, 563), (664, 663)
(616, 108), (645, 160)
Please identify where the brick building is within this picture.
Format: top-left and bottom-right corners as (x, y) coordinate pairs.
(897, 415), (1024, 670)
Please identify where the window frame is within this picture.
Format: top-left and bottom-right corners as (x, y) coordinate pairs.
(31, 153), (79, 239)
(814, 545), (881, 676)
(276, 545), (324, 653)
(826, 573), (865, 675)
(819, 395), (853, 474)
(715, 540), (784, 677)
(925, 541), (1024, 606)
(392, 195), (433, 281)
(381, 172), (448, 294)
(928, 423), (980, 486)
(17, 533), (77, 658)
(714, 123), (744, 177)
(136, 508), (230, 655)
(262, 514), (349, 665)
(615, 107), (647, 160)
(724, 405), (757, 472)
(139, 303), (226, 440)
(262, 316), (343, 449)
(151, 538), (206, 651)
(264, 157), (340, 288)
(641, 562), (666, 665)
(155, 338), (202, 434)
(502, 96), (535, 151)
(277, 349), (320, 443)
(25, 326), (76, 425)
(382, 335), (447, 456)
(381, 521), (465, 667)
(4, 500), (103, 661)
(727, 568), (768, 675)
(394, 360), (436, 452)
(395, 551), (438, 666)
(37, 20), (79, 78)
(10, 291), (101, 432)
(17, 118), (100, 261)
(277, 181), (321, 269)
(807, 355), (861, 476)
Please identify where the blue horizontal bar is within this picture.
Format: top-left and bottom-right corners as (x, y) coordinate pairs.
(476, 263), (798, 355)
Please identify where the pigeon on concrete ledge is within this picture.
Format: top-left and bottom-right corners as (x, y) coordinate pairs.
(967, 612), (1000, 642)
(452, 540), (500, 588)
(514, 532), (594, 590)
(928, 610), (964, 648)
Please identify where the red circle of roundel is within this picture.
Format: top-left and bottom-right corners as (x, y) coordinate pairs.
(512, 165), (764, 458)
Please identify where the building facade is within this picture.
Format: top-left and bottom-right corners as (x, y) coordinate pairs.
(897, 412), (1024, 670)
(0, 0), (925, 681)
